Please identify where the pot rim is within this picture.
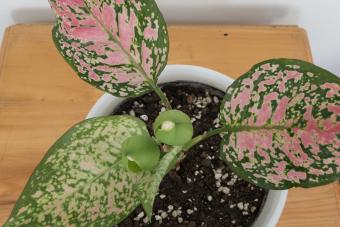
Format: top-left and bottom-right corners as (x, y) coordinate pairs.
(86, 64), (288, 227)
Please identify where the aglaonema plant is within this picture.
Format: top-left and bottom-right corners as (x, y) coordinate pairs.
(4, 0), (340, 226)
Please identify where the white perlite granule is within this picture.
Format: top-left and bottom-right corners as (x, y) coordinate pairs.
(237, 202), (244, 210)
(139, 114), (148, 121)
(159, 194), (166, 199)
(187, 209), (194, 214)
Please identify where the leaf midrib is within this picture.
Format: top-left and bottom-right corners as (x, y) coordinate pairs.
(82, 0), (154, 85)
(229, 124), (288, 132)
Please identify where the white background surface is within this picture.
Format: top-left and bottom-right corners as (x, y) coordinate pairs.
(0, 0), (339, 75)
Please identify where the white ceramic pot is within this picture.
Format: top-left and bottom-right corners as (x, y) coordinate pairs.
(86, 65), (288, 227)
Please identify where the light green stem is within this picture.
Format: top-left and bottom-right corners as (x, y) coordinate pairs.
(142, 145), (182, 219)
(183, 127), (228, 151)
(149, 82), (172, 110)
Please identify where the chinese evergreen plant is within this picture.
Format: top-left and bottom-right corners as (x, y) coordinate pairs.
(4, 0), (340, 226)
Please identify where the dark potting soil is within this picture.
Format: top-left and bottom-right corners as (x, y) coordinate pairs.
(112, 82), (268, 227)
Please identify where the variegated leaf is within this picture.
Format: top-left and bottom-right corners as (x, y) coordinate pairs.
(219, 59), (340, 189)
(4, 116), (151, 226)
(49, 0), (169, 97)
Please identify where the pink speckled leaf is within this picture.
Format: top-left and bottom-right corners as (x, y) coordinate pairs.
(49, 0), (169, 97)
(4, 116), (152, 226)
(220, 59), (340, 189)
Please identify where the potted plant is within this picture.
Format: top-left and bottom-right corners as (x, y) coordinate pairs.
(4, 0), (339, 227)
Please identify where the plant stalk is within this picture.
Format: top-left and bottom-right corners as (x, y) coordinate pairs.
(149, 83), (172, 110)
(183, 127), (228, 151)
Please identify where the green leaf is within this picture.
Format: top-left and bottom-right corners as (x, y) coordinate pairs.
(153, 110), (194, 145)
(49, 0), (169, 97)
(4, 115), (151, 226)
(138, 146), (183, 221)
(122, 134), (161, 172)
(219, 59), (340, 189)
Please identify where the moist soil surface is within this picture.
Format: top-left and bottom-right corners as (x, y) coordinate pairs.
(112, 81), (268, 227)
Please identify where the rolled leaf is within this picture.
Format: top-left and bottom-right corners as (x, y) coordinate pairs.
(4, 116), (151, 226)
(122, 134), (161, 172)
(219, 59), (340, 189)
(49, 0), (169, 97)
(153, 110), (194, 145)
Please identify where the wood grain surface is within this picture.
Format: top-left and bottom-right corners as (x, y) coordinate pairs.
(0, 24), (339, 226)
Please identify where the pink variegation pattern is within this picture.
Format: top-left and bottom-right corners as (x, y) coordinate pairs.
(49, 0), (169, 97)
(220, 59), (340, 189)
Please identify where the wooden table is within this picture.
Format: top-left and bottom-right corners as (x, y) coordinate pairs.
(0, 24), (339, 226)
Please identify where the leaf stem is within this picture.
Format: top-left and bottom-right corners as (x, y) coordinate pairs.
(183, 127), (228, 151)
(150, 83), (172, 110)
(141, 145), (182, 219)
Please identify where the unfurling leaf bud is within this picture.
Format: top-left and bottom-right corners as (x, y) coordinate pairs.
(122, 135), (160, 172)
(153, 110), (193, 146)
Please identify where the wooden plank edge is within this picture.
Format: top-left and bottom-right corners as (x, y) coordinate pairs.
(335, 182), (340, 217)
(3, 23), (304, 33)
(168, 24), (299, 29)
(0, 25), (14, 80)
(297, 27), (314, 62)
